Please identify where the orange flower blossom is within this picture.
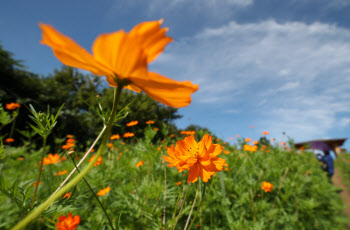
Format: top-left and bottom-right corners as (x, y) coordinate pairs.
(126, 120), (138, 126)
(55, 170), (68, 176)
(262, 131), (269, 135)
(56, 213), (80, 230)
(123, 132), (135, 138)
(39, 20), (198, 108)
(97, 186), (111, 196)
(43, 153), (61, 165)
(261, 181), (274, 193)
(163, 134), (227, 183)
(4, 138), (14, 143)
(136, 160), (145, 167)
(5, 102), (21, 110)
(63, 192), (72, 199)
(89, 155), (103, 166)
(110, 134), (120, 140)
(146, 120), (155, 124)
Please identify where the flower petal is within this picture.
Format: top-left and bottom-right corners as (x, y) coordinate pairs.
(187, 163), (200, 183)
(130, 20), (173, 63)
(39, 23), (113, 76)
(130, 72), (198, 108)
(92, 31), (148, 81)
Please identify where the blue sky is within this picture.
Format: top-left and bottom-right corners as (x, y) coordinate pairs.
(1, 0), (350, 150)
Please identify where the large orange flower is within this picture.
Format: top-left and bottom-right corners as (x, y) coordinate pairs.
(39, 20), (198, 108)
(163, 134), (227, 183)
(56, 213), (80, 230)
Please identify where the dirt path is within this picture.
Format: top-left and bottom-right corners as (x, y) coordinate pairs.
(332, 168), (350, 228)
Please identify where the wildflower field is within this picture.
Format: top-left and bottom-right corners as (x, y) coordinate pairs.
(0, 20), (349, 230)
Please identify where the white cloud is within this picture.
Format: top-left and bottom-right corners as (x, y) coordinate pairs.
(152, 19), (350, 142)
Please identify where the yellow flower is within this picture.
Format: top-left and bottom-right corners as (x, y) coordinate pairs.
(39, 20), (198, 108)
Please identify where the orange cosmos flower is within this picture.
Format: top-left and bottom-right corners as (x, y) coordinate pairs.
(123, 132), (135, 138)
(55, 170), (68, 176)
(136, 160), (145, 167)
(33, 181), (42, 187)
(97, 186), (111, 196)
(43, 153), (61, 165)
(180, 130), (195, 135)
(229, 137), (234, 140)
(66, 134), (74, 139)
(63, 192), (72, 199)
(153, 128), (159, 131)
(253, 140), (259, 145)
(245, 138), (252, 142)
(261, 181), (274, 193)
(5, 102), (21, 110)
(250, 125), (255, 128)
(146, 120), (155, 124)
(170, 134), (175, 138)
(126, 120), (138, 126)
(89, 155), (103, 166)
(107, 143), (114, 148)
(56, 213), (80, 230)
(110, 134), (120, 140)
(224, 150), (230, 155)
(163, 134), (227, 183)
(39, 20), (198, 108)
(236, 134), (239, 137)
(243, 145), (258, 152)
(4, 138), (14, 143)
(176, 181), (182, 186)
(262, 131), (269, 135)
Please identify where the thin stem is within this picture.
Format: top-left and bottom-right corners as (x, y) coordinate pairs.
(172, 183), (190, 230)
(49, 125), (107, 200)
(13, 86), (123, 230)
(184, 182), (199, 230)
(162, 161), (167, 229)
(71, 157), (115, 230)
(30, 137), (47, 208)
(187, 183), (206, 230)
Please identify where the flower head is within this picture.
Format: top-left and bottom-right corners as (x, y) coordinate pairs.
(123, 132), (135, 138)
(110, 134), (120, 140)
(39, 20), (198, 108)
(146, 120), (155, 124)
(55, 170), (68, 176)
(261, 181), (274, 193)
(5, 103), (20, 110)
(97, 186), (111, 196)
(56, 213), (80, 230)
(163, 134), (227, 183)
(262, 131), (269, 135)
(136, 160), (145, 167)
(4, 138), (14, 143)
(63, 192), (72, 199)
(89, 155), (103, 166)
(126, 120), (138, 126)
(43, 153), (61, 165)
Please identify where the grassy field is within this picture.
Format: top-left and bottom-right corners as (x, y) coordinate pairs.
(0, 127), (348, 229)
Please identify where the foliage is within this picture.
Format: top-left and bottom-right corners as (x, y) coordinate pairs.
(0, 130), (347, 229)
(335, 153), (350, 190)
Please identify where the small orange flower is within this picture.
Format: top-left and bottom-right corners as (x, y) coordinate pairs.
(236, 134), (239, 137)
(89, 155), (103, 166)
(271, 138), (275, 142)
(306, 170), (311, 174)
(66, 134), (74, 139)
(250, 125), (255, 128)
(224, 167), (229, 171)
(146, 120), (155, 124)
(281, 142), (286, 146)
(136, 160), (145, 167)
(39, 20), (198, 108)
(107, 143), (114, 148)
(153, 128), (159, 131)
(33, 181), (42, 187)
(170, 134), (175, 138)
(55, 170), (68, 176)
(126, 120), (138, 126)
(224, 150), (230, 155)
(110, 134), (120, 140)
(262, 131), (269, 135)
(4, 138), (14, 143)
(63, 192), (72, 199)
(253, 140), (259, 145)
(261, 181), (274, 193)
(245, 138), (252, 142)
(17, 157), (24, 160)
(43, 153), (61, 165)
(164, 134), (227, 183)
(97, 186), (111, 196)
(56, 213), (80, 230)
(176, 181), (182, 186)
(180, 130), (195, 135)
(5, 102), (20, 110)
(243, 145), (257, 152)
(229, 137), (234, 140)
(123, 132), (135, 138)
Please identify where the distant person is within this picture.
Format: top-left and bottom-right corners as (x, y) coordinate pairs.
(321, 150), (334, 178)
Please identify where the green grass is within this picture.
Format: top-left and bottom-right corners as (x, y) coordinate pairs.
(0, 130), (348, 229)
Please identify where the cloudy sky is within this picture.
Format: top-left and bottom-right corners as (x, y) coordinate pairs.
(1, 0), (350, 149)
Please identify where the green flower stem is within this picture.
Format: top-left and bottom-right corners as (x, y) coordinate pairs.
(12, 85), (123, 230)
(30, 136), (47, 208)
(71, 157), (115, 230)
(172, 183), (191, 230)
(187, 183), (206, 230)
(184, 181), (199, 230)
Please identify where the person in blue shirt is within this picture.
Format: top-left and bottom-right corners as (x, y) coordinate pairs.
(321, 150), (334, 178)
